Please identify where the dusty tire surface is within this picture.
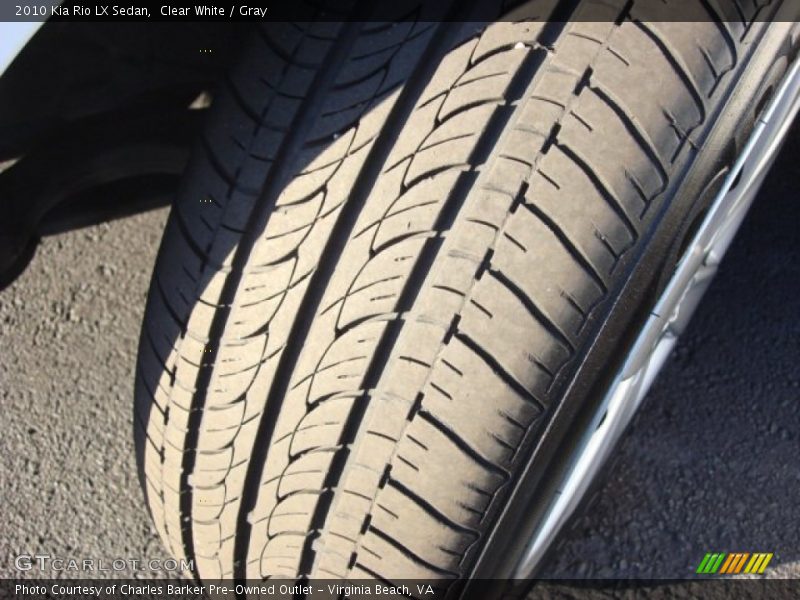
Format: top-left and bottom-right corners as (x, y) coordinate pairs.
(134, 0), (797, 588)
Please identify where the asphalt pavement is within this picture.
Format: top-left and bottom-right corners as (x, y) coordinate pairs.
(1, 127), (798, 582)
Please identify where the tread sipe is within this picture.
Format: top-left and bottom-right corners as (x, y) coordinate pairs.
(134, 0), (791, 589)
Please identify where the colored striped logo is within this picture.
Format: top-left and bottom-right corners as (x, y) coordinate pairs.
(696, 552), (773, 575)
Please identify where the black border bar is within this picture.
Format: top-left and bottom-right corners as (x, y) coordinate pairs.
(2, 0), (800, 22)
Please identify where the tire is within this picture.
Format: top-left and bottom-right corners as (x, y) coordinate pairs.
(134, 1), (798, 587)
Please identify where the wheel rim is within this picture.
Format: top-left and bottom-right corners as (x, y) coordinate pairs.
(514, 55), (800, 578)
